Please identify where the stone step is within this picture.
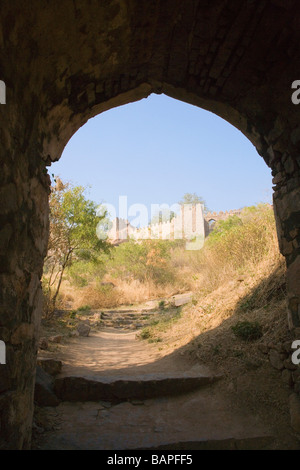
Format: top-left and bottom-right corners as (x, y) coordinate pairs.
(100, 313), (154, 320)
(34, 389), (273, 450)
(99, 318), (153, 329)
(137, 436), (274, 450)
(100, 317), (148, 323)
(54, 372), (221, 403)
(101, 320), (150, 327)
(100, 325), (141, 330)
(99, 319), (147, 326)
(101, 309), (157, 316)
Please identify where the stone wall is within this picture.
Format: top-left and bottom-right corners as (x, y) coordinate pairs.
(204, 209), (243, 236)
(0, 0), (299, 449)
(109, 204), (205, 243)
(108, 207), (244, 244)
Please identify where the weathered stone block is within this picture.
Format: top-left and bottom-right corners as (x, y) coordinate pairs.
(34, 366), (60, 407)
(77, 323), (91, 337)
(49, 335), (63, 344)
(269, 349), (284, 370)
(37, 359), (62, 377)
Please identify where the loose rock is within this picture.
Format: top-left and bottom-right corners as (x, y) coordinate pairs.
(269, 349), (284, 370)
(34, 366), (60, 407)
(37, 359), (62, 377)
(77, 323), (91, 337)
(49, 335), (63, 344)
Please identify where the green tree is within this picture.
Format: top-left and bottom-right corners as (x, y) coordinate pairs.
(107, 239), (175, 285)
(44, 178), (109, 315)
(179, 192), (209, 212)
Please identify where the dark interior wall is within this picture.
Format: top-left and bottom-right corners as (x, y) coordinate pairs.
(0, 0), (300, 449)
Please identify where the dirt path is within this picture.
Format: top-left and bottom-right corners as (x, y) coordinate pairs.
(35, 326), (277, 450)
(35, 303), (300, 450)
(40, 328), (212, 378)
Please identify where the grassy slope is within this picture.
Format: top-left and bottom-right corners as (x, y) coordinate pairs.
(135, 206), (299, 448)
(139, 205), (292, 374)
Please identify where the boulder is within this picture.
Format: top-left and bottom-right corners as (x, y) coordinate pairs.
(77, 322), (91, 337)
(269, 349), (284, 370)
(37, 359), (62, 377)
(34, 366), (60, 407)
(49, 335), (63, 343)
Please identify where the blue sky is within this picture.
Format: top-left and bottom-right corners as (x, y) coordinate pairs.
(52, 93), (273, 219)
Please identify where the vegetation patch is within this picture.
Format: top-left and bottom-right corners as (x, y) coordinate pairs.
(137, 308), (182, 343)
(231, 321), (263, 341)
(77, 305), (91, 313)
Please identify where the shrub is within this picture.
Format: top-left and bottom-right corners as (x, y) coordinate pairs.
(67, 260), (106, 287)
(186, 204), (281, 294)
(106, 239), (176, 285)
(138, 328), (151, 340)
(77, 305), (91, 312)
(231, 321), (263, 341)
(69, 310), (77, 319)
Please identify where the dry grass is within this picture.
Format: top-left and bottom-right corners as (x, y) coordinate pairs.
(58, 278), (184, 310)
(138, 205), (290, 365)
(154, 255), (287, 350)
(184, 206), (279, 293)
(51, 205), (285, 329)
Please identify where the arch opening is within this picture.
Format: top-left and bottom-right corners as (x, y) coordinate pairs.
(31, 93), (295, 450)
(1, 0), (300, 450)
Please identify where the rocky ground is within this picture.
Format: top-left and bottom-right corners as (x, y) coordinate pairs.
(32, 294), (300, 450)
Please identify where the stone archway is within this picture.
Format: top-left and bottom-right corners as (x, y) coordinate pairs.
(0, 0), (300, 449)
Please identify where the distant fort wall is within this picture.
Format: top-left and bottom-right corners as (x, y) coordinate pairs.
(203, 209), (242, 236)
(108, 206), (243, 245)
